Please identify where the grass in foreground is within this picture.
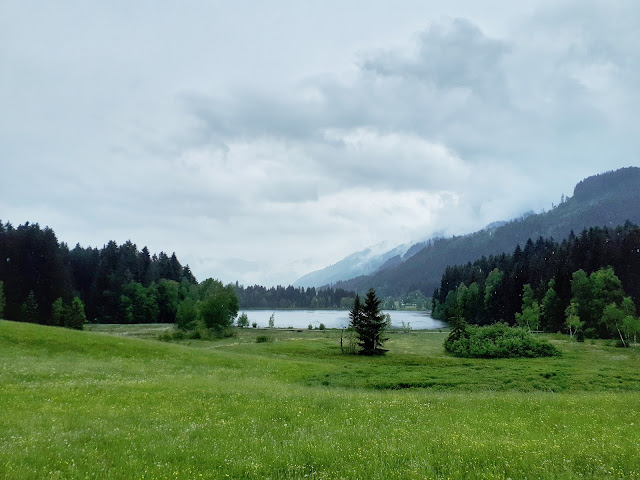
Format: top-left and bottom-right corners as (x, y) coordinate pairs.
(2, 320), (640, 479)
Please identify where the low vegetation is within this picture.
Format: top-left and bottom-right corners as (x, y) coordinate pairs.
(445, 322), (560, 358)
(2, 320), (640, 479)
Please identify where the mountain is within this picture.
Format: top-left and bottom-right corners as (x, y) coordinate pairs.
(332, 167), (640, 297)
(294, 241), (412, 288)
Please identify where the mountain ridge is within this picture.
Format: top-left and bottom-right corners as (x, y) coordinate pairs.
(327, 167), (640, 297)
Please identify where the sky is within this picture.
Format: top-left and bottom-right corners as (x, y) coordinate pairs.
(1, 0), (639, 287)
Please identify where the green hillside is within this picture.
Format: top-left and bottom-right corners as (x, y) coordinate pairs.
(1, 320), (640, 479)
(336, 167), (640, 296)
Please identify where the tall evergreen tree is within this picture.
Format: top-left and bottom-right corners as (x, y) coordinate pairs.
(66, 297), (86, 330)
(353, 289), (389, 355)
(50, 297), (66, 327)
(348, 294), (363, 331)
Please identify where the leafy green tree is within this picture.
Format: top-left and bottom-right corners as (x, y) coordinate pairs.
(237, 312), (249, 328)
(484, 268), (504, 321)
(198, 283), (239, 331)
(602, 303), (626, 346)
(176, 297), (198, 331)
(66, 297), (86, 329)
(0, 281), (5, 319)
(119, 294), (134, 323)
(268, 313), (275, 329)
(153, 279), (180, 323)
(122, 282), (160, 324)
(619, 297), (639, 345)
(50, 297), (66, 326)
(515, 284), (540, 331)
(464, 282), (483, 323)
(442, 289), (459, 322)
(352, 289), (389, 355)
(21, 291), (39, 323)
(565, 301), (582, 339)
(455, 283), (468, 323)
(590, 267), (624, 323)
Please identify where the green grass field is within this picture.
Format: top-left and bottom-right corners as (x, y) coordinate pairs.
(1, 321), (639, 479)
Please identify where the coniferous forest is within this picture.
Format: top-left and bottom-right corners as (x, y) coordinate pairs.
(432, 222), (640, 341)
(0, 220), (197, 325)
(233, 284), (357, 310)
(0, 220), (359, 328)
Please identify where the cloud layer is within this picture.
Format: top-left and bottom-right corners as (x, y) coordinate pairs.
(1, 1), (639, 285)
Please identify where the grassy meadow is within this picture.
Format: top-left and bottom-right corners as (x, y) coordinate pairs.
(1, 321), (640, 479)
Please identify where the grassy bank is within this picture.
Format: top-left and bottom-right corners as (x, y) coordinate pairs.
(2, 320), (639, 479)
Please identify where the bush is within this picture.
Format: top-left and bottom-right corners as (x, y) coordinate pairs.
(319, 323), (326, 330)
(252, 322), (257, 328)
(256, 335), (272, 343)
(445, 323), (559, 358)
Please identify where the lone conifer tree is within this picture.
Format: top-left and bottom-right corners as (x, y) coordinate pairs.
(66, 297), (87, 330)
(351, 289), (389, 355)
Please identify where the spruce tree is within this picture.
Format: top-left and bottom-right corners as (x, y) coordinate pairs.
(66, 297), (87, 329)
(354, 289), (389, 356)
(50, 297), (66, 326)
(348, 294), (363, 330)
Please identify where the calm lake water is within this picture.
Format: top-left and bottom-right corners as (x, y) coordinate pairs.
(238, 310), (447, 330)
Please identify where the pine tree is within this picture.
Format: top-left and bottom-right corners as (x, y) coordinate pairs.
(50, 297), (66, 326)
(353, 289), (389, 355)
(66, 297), (87, 330)
(348, 294), (363, 330)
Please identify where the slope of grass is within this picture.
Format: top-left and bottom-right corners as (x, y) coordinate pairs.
(2, 320), (640, 479)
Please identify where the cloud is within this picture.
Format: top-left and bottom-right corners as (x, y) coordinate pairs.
(2, 2), (639, 286)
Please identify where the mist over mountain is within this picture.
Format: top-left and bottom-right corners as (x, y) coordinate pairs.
(315, 167), (640, 297)
(294, 241), (412, 288)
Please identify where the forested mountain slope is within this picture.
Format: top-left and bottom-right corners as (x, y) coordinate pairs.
(335, 167), (640, 297)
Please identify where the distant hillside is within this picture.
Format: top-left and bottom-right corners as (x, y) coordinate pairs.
(334, 167), (640, 297)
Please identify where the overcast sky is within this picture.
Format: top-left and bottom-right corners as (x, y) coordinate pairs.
(1, 1), (639, 286)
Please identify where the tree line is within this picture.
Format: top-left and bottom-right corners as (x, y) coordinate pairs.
(432, 222), (640, 343)
(233, 284), (357, 310)
(0, 220), (197, 326)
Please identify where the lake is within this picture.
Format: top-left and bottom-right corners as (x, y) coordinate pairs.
(237, 310), (447, 330)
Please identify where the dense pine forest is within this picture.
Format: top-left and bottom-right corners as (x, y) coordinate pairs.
(0, 221), (196, 325)
(0, 221), (358, 328)
(432, 222), (640, 341)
